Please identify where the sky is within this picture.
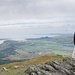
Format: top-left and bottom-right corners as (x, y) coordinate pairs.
(0, 0), (75, 39)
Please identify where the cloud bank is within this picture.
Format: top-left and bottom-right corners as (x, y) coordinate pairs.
(0, 0), (75, 21)
(0, 0), (75, 38)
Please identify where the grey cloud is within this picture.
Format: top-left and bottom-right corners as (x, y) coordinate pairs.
(0, 0), (75, 21)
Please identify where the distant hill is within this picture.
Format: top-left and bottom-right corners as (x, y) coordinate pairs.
(0, 34), (73, 64)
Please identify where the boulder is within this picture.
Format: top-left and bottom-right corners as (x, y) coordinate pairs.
(0, 67), (8, 72)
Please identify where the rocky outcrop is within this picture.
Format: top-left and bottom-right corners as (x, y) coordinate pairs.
(22, 58), (75, 75)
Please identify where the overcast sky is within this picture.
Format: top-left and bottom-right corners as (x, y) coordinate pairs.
(0, 0), (75, 20)
(0, 0), (75, 39)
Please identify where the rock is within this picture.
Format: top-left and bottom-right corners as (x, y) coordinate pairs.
(2, 67), (8, 71)
(23, 58), (75, 75)
(0, 67), (8, 72)
(41, 64), (56, 72)
(52, 60), (61, 65)
(30, 72), (37, 75)
(14, 65), (20, 69)
(50, 62), (60, 70)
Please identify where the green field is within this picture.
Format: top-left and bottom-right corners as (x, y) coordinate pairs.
(0, 34), (73, 64)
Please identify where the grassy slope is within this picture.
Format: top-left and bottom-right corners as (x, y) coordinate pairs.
(0, 34), (73, 62)
(0, 55), (63, 75)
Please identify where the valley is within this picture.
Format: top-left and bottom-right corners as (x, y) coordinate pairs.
(0, 34), (73, 64)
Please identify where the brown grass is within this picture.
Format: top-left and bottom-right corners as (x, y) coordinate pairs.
(0, 55), (63, 69)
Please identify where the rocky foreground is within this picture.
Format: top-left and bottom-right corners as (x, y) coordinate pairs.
(23, 58), (75, 75)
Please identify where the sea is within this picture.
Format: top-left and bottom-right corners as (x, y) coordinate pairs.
(0, 34), (62, 44)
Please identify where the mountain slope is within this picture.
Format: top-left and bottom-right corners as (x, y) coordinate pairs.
(0, 55), (63, 75)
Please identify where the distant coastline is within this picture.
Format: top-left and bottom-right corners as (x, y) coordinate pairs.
(0, 33), (72, 44)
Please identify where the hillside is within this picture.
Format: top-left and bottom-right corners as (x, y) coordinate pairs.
(0, 55), (63, 75)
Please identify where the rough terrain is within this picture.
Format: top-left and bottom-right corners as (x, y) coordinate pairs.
(23, 58), (75, 75)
